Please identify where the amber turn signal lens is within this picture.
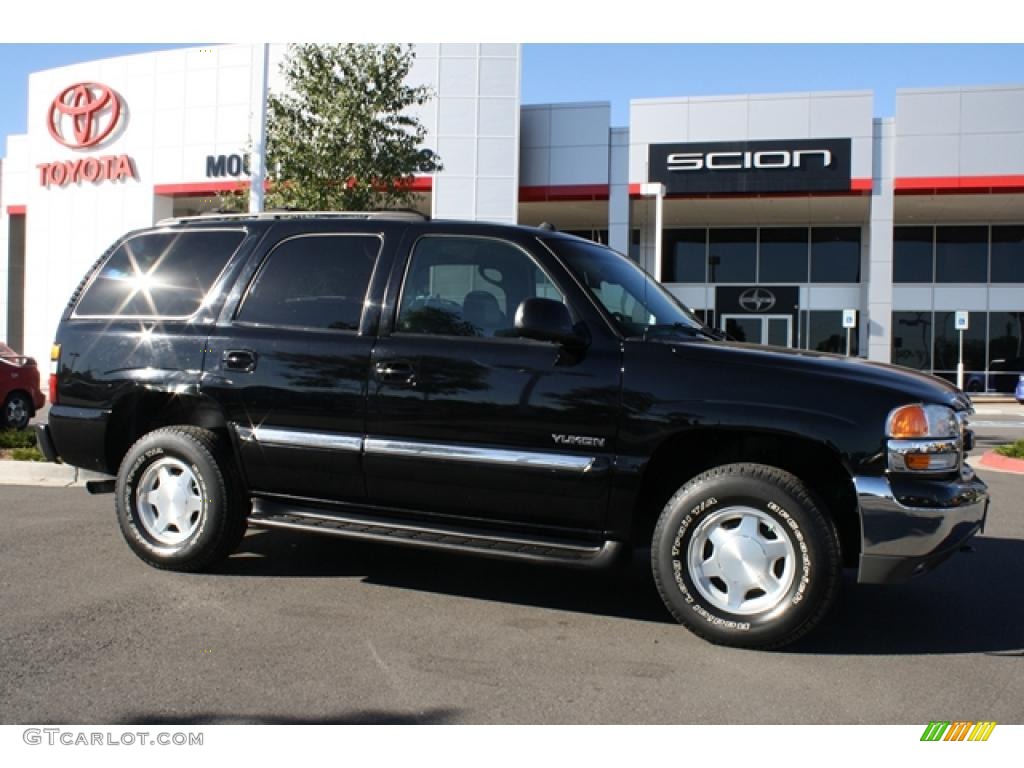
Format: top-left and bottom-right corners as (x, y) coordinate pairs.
(904, 453), (933, 471)
(889, 405), (929, 438)
(50, 343), (61, 362)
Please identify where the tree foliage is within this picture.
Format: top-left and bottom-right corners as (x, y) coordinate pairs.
(226, 44), (441, 212)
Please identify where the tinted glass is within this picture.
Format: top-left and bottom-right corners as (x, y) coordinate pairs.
(989, 311), (1024, 360)
(811, 227), (861, 283)
(725, 317), (762, 344)
(807, 310), (859, 355)
(991, 226), (1024, 283)
(893, 227), (933, 283)
(76, 230), (243, 317)
(397, 237), (562, 337)
(936, 226), (988, 283)
(708, 229), (756, 283)
(758, 228), (808, 283)
(891, 311), (932, 370)
(237, 235), (380, 331)
(987, 311), (1024, 392)
(546, 237), (705, 337)
(663, 229), (706, 283)
(933, 310), (985, 371)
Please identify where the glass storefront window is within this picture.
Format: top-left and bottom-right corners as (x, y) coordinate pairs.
(987, 311), (1024, 392)
(663, 229), (706, 283)
(758, 228), (808, 283)
(991, 226), (1024, 283)
(811, 227), (861, 283)
(806, 310), (859, 355)
(892, 311), (932, 370)
(935, 226), (988, 283)
(893, 226), (934, 283)
(708, 228), (756, 283)
(933, 310), (986, 371)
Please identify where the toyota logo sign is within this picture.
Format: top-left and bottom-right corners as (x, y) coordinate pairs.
(47, 82), (123, 150)
(739, 288), (777, 313)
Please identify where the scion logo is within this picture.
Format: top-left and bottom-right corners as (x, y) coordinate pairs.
(738, 288), (776, 313)
(667, 148), (832, 172)
(47, 82), (123, 150)
(920, 721), (996, 742)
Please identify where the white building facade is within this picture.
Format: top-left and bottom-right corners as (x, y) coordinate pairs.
(2, 45), (1022, 392)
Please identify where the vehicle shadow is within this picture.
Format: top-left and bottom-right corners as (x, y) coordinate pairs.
(223, 529), (1024, 655)
(788, 535), (1024, 656)
(113, 708), (458, 725)
(224, 528), (671, 623)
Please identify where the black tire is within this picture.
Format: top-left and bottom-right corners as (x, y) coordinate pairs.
(651, 463), (840, 650)
(3, 392), (32, 430)
(115, 426), (248, 572)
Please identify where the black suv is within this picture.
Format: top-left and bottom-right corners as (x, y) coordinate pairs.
(37, 212), (989, 649)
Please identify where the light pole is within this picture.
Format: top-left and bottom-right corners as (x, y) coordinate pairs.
(249, 43), (270, 214)
(955, 311), (969, 390)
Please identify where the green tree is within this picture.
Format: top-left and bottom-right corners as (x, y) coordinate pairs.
(224, 43), (441, 212)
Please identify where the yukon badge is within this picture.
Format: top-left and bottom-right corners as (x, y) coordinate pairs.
(552, 433), (606, 449)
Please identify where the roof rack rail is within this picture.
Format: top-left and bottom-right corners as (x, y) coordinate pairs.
(156, 210), (430, 226)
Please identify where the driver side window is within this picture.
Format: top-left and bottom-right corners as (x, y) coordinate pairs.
(397, 236), (562, 338)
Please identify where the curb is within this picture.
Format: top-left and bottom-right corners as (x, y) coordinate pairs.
(970, 396), (1020, 405)
(978, 450), (1024, 474)
(0, 460), (84, 487)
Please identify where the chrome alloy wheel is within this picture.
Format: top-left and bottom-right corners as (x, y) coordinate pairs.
(685, 506), (797, 616)
(135, 457), (204, 546)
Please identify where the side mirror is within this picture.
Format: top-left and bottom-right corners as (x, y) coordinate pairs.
(514, 298), (580, 347)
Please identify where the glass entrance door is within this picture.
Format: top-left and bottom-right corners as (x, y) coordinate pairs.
(721, 314), (793, 347)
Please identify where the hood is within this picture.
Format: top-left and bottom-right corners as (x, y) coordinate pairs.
(665, 339), (972, 412)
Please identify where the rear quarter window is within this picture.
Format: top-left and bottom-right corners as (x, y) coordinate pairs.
(74, 229), (245, 318)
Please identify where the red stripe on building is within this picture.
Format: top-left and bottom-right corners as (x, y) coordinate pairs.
(404, 176), (433, 192)
(895, 175), (1024, 194)
(627, 179), (873, 198)
(6, 204), (27, 215)
(153, 181), (250, 196)
(519, 184), (611, 202)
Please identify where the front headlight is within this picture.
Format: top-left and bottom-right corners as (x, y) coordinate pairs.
(886, 403), (963, 473)
(886, 403), (959, 439)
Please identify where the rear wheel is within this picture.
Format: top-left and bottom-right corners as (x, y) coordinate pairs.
(651, 463), (840, 649)
(115, 426), (248, 572)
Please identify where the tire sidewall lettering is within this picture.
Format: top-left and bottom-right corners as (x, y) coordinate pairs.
(666, 487), (814, 632)
(120, 441), (213, 557)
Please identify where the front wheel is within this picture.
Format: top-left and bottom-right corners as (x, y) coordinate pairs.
(651, 463), (840, 649)
(115, 426), (248, 572)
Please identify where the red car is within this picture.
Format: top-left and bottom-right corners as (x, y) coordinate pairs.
(1, 342), (46, 430)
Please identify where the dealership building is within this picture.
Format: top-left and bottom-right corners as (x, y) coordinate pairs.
(2, 44), (1022, 391)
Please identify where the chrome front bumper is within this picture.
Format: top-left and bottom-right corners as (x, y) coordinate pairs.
(854, 468), (989, 584)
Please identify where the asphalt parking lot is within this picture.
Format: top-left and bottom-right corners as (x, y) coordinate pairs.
(1, 452), (1022, 725)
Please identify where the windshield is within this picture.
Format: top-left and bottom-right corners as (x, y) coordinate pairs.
(544, 236), (710, 338)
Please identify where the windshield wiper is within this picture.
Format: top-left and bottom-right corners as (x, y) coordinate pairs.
(643, 323), (725, 342)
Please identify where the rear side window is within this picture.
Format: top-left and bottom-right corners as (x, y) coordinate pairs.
(75, 229), (244, 318)
(236, 234), (381, 331)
